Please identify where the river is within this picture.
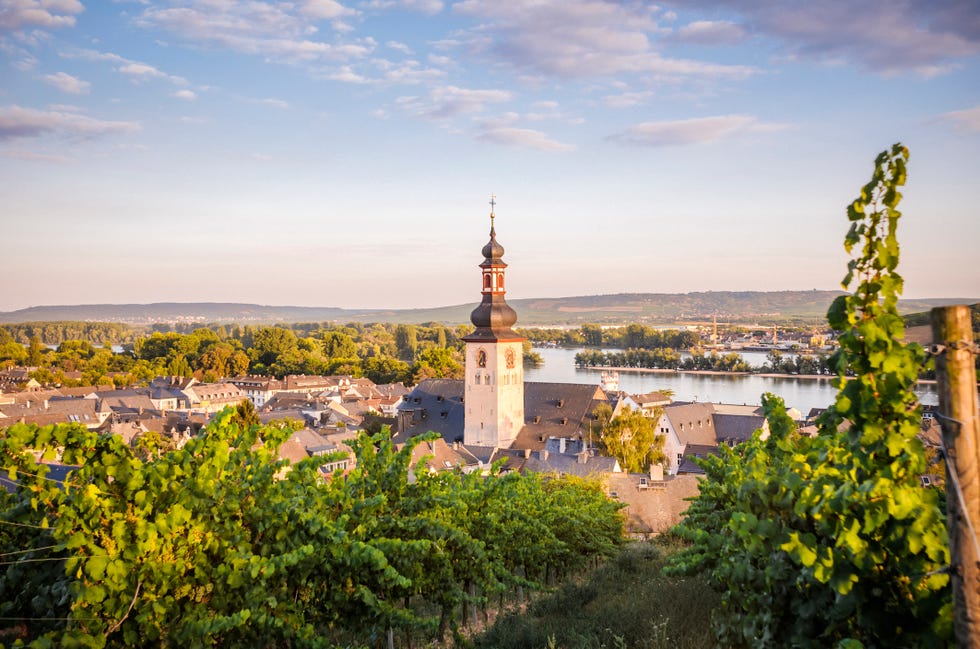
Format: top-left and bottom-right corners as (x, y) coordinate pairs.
(523, 347), (939, 416)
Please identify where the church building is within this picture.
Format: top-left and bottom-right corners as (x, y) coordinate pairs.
(460, 206), (524, 447)
(395, 202), (620, 477)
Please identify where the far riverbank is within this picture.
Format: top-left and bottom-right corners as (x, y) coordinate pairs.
(576, 364), (940, 386)
(526, 347), (939, 415)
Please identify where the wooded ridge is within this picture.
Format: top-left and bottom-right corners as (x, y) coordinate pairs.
(1, 291), (973, 326)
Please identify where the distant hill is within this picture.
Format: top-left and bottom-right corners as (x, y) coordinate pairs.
(1, 292), (975, 327)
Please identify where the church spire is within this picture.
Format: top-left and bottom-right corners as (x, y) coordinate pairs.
(466, 197), (519, 341)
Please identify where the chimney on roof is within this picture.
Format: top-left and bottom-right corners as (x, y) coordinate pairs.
(649, 463), (664, 481)
(538, 449), (549, 461)
(577, 450), (588, 464)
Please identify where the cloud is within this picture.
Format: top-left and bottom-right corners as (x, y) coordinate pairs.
(173, 89), (197, 100)
(301, 0), (350, 19)
(941, 105), (980, 132)
(119, 62), (166, 78)
(243, 97), (290, 109)
(0, 148), (70, 163)
(603, 90), (653, 108)
(477, 125), (573, 151)
(0, 0), (83, 32)
(672, 20), (747, 46)
(452, 0), (755, 81)
(66, 48), (189, 86)
(137, 1), (368, 64)
(43, 71), (90, 94)
(374, 58), (445, 84)
(397, 85), (512, 119)
(0, 105), (140, 141)
(670, 0), (980, 76)
(326, 65), (371, 83)
(608, 114), (763, 146)
(386, 40), (412, 54)
(363, 0), (444, 14)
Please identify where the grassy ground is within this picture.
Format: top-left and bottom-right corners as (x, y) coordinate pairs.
(468, 537), (717, 649)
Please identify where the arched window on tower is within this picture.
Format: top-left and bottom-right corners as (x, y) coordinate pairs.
(497, 273), (504, 289)
(484, 274), (492, 290)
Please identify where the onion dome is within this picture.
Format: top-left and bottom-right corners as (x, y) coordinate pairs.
(481, 227), (505, 262)
(462, 204), (523, 342)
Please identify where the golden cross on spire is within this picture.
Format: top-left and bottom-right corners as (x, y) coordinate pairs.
(489, 194), (496, 231)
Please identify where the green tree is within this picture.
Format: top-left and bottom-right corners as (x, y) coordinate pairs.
(0, 340), (28, 368)
(249, 326), (299, 367)
(412, 347), (463, 383)
(580, 324), (602, 347)
(598, 406), (665, 473)
(321, 331), (359, 361)
(27, 335), (44, 366)
(395, 324), (418, 362)
(362, 355), (411, 384)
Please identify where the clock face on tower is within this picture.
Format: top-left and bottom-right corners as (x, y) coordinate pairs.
(477, 350), (487, 367)
(505, 348), (515, 369)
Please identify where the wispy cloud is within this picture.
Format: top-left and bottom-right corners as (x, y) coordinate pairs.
(940, 105), (980, 132)
(0, 148), (70, 163)
(672, 20), (747, 46)
(363, 0), (444, 15)
(0, 105), (140, 141)
(602, 90), (654, 108)
(0, 0), (83, 32)
(386, 40), (412, 55)
(65, 48), (189, 86)
(608, 114), (777, 147)
(477, 125), (573, 151)
(137, 1), (368, 64)
(43, 71), (89, 94)
(240, 96), (291, 110)
(672, 0), (980, 76)
(374, 58), (445, 84)
(453, 0), (755, 81)
(300, 0), (351, 19)
(119, 62), (166, 79)
(396, 85), (512, 119)
(173, 89), (197, 100)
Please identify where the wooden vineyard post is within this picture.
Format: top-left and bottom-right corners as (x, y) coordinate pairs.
(931, 304), (980, 649)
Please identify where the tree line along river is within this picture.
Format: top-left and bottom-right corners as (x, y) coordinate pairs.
(523, 347), (939, 417)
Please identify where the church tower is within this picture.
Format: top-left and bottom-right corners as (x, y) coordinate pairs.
(462, 199), (525, 448)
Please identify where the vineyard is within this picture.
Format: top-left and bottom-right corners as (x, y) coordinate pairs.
(0, 416), (624, 647)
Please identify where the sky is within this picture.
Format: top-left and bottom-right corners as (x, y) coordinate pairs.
(1, 0), (979, 312)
